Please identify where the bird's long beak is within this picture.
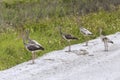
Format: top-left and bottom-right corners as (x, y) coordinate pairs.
(22, 34), (27, 45)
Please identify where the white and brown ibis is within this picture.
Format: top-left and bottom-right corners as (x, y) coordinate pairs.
(80, 27), (92, 46)
(99, 28), (113, 51)
(23, 30), (44, 64)
(59, 26), (78, 52)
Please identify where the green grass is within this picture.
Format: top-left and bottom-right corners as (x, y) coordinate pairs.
(0, 9), (120, 70)
(3, 0), (38, 4)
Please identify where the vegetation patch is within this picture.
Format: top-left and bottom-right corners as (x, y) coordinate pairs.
(0, 0), (120, 70)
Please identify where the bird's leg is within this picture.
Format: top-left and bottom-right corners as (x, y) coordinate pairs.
(104, 41), (108, 51)
(106, 41), (108, 51)
(34, 52), (36, 59)
(68, 41), (71, 52)
(86, 36), (89, 46)
(104, 41), (106, 51)
(86, 40), (88, 46)
(32, 51), (35, 64)
(83, 36), (88, 46)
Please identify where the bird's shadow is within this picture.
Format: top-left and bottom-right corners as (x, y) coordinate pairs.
(64, 49), (92, 56)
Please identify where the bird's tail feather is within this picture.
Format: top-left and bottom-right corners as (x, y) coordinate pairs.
(108, 40), (114, 44)
(72, 37), (79, 40)
(40, 46), (45, 50)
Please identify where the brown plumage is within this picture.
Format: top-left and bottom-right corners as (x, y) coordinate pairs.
(23, 30), (44, 64)
(99, 28), (113, 51)
(80, 27), (92, 46)
(63, 34), (78, 40)
(59, 26), (78, 52)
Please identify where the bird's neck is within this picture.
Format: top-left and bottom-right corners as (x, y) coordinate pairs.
(99, 28), (103, 36)
(23, 37), (27, 46)
(59, 28), (63, 35)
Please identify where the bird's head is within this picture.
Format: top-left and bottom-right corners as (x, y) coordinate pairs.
(80, 26), (84, 29)
(57, 26), (63, 35)
(99, 27), (103, 35)
(58, 25), (62, 30)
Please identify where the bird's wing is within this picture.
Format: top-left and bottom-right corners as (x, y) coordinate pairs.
(80, 27), (92, 35)
(29, 39), (42, 46)
(100, 35), (113, 43)
(27, 44), (44, 51)
(106, 37), (113, 44)
(65, 34), (78, 40)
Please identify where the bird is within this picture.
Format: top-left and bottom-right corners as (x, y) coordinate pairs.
(25, 30), (42, 45)
(23, 30), (44, 64)
(99, 27), (113, 51)
(59, 26), (78, 52)
(80, 27), (92, 46)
